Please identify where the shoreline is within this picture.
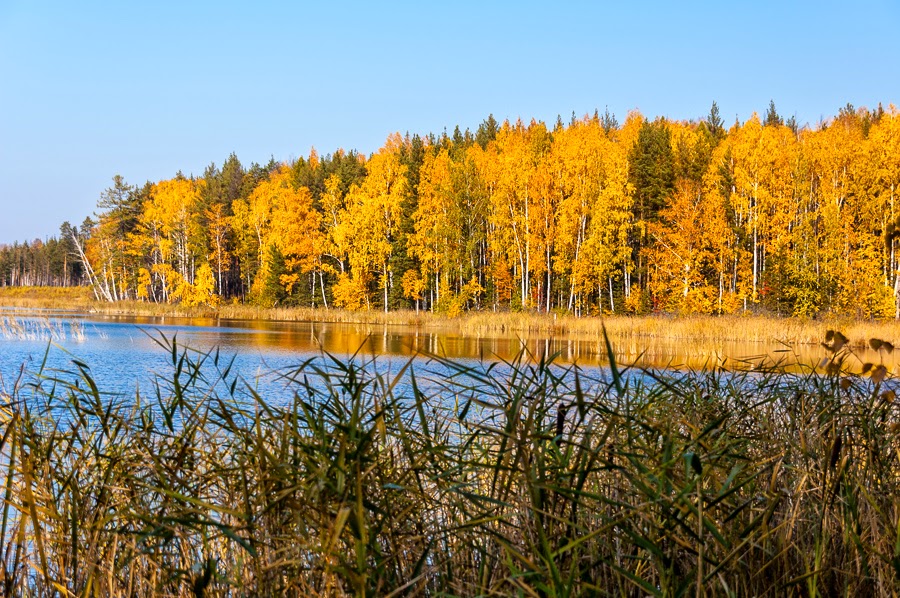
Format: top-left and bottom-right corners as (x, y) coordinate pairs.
(2, 336), (893, 594)
(1, 287), (897, 349)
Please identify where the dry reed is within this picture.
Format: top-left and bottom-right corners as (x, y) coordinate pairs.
(0, 331), (897, 596)
(7, 287), (900, 350)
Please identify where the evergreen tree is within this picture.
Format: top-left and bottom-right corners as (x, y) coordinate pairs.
(705, 101), (724, 140)
(262, 244), (288, 306)
(222, 153), (245, 202)
(451, 125), (464, 148)
(601, 106), (618, 134)
(629, 119), (675, 223)
(322, 149), (367, 197)
(786, 115), (799, 135)
(764, 100), (783, 127)
(97, 175), (140, 234)
(554, 114), (565, 132)
(389, 135), (426, 308)
(629, 118), (675, 295)
(475, 114), (499, 148)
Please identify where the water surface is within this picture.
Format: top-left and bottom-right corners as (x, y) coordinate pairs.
(0, 309), (886, 398)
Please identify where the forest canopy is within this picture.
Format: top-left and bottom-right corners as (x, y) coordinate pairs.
(3, 102), (899, 319)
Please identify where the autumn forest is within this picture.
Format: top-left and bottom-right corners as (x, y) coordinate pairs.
(3, 102), (900, 319)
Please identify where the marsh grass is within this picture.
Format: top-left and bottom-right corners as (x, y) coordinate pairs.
(0, 317), (86, 342)
(7, 286), (900, 352)
(102, 305), (900, 349)
(0, 332), (899, 596)
(0, 287), (93, 309)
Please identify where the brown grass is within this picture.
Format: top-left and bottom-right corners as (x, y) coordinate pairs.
(80, 306), (900, 351)
(1, 335), (898, 595)
(0, 286), (94, 308)
(4, 287), (900, 349)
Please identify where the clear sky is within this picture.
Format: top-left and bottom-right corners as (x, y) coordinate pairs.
(1, 0), (897, 243)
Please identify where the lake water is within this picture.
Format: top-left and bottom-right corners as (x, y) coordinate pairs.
(0, 308), (886, 400)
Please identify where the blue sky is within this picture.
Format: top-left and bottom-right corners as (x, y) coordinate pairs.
(1, 0), (898, 242)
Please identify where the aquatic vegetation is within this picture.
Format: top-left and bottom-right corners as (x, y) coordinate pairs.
(0, 316), (85, 343)
(0, 333), (897, 596)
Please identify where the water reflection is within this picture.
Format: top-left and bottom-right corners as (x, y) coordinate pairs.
(1, 309), (895, 399)
(91, 315), (889, 372)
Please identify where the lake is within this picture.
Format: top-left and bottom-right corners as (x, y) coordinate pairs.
(0, 308), (885, 399)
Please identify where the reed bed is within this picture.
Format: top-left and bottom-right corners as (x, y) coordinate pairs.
(452, 312), (900, 348)
(183, 306), (900, 349)
(0, 316), (85, 342)
(0, 287), (94, 309)
(81, 301), (428, 326)
(7, 287), (900, 349)
(0, 332), (898, 596)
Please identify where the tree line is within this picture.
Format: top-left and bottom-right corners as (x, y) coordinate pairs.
(0, 224), (84, 288)
(4, 101), (900, 318)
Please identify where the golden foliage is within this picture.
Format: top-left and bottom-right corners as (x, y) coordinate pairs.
(73, 107), (900, 319)
(331, 273), (368, 311)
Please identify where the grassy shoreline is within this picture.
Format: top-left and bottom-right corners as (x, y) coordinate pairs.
(0, 336), (897, 595)
(3, 286), (900, 348)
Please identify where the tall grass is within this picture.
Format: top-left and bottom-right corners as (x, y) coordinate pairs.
(8, 286), (900, 350)
(0, 317), (86, 342)
(0, 286), (93, 309)
(85, 304), (900, 348)
(0, 333), (898, 596)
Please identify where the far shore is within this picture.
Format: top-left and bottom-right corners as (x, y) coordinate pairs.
(1, 286), (898, 349)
